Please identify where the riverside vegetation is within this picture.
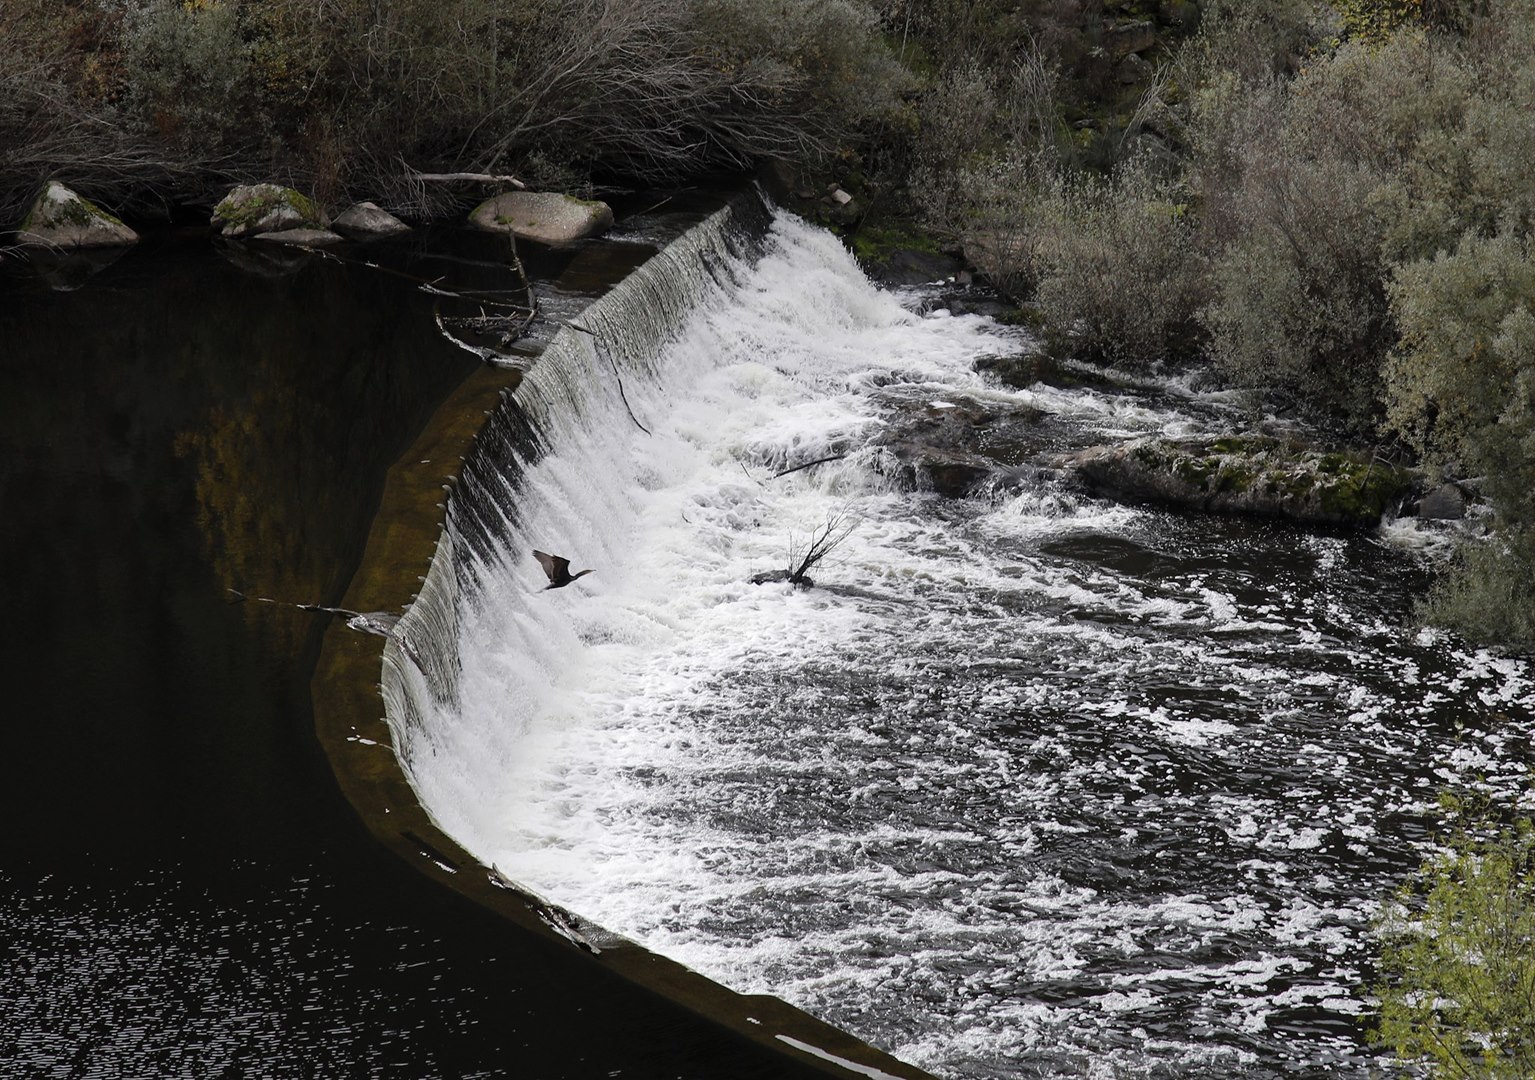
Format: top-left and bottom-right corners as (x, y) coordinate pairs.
(4, 0), (1532, 1074)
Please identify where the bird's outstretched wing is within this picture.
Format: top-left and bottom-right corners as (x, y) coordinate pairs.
(532, 550), (569, 582)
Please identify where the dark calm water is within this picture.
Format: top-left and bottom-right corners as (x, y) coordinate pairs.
(0, 215), (821, 1079)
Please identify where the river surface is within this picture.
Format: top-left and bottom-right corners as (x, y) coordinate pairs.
(0, 203), (825, 1079)
(403, 210), (1535, 1078)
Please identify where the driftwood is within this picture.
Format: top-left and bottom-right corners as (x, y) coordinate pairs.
(434, 230), (538, 362)
(408, 170), (526, 189)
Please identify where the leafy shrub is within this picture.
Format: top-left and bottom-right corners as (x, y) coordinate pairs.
(1386, 226), (1535, 646)
(932, 153), (1060, 300)
(1385, 227), (1535, 492)
(908, 57), (1011, 235)
(1034, 162), (1205, 367)
(1199, 148), (1389, 425)
(1176, 0), (1322, 84)
(1187, 26), (1501, 427)
(121, 0), (256, 148)
(1421, 528), (1535, 648)
(1338, 0), (1481, 40)
(1375, 799), (1535, 1079)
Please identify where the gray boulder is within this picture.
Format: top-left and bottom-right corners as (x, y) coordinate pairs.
(16, 181), (138, 249)
(1105, 19), (1157, 57)
(212, 184), (326, 238)
(1416, 483), (1468, 520)
(1118, 52), (1154, 83)
(469, 191), (613, 245)
(333, 201), (410, 239)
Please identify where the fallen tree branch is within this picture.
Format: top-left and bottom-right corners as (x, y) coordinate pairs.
(570, 322), (652, 435)
(772, 453), (847, 479)
(408, 170), (527, 189)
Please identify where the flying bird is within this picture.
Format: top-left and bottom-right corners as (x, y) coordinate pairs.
(533, 550), (594, 590)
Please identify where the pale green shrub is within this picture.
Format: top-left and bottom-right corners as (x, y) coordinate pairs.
(1199, 145), (1389, 425)
(1386, 225), (1535, 645)
(1034, 163), (1205, 367)
(121, 0), (257, 149)
(1421, 528), (1535, 648)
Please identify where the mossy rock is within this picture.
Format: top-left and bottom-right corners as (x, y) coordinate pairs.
(844, 212), (977, 285)
(1068, 435), (1414, 526)
(212, 184), (326, 238)
(16, 181), (138, 249)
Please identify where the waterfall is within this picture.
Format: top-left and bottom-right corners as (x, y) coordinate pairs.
(383, 191), (768, 746)
(378, 190), (1535, 1080)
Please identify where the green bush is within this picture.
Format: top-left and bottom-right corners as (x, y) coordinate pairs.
(1198, 145), (1389, 426)
(1385, 227), (1535, 493)
(1035, 162), (1205, 367)
(1421, 528), (1535, 648)
(121, 0), (256, 149)
(1386, 226), (1535, 646)
(1375, 799), (1535, 1079)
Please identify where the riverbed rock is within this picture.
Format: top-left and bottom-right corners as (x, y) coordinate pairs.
(333, 201), (410, 239)
(881, 443), (997, 497)
(1415, 482), (1468, 520)
(749, 569), (812, 588)
(873, 394), (1050, 496)
(251, 227), (345, 247)
(974, 351), (1047, 390)
(212, 184), (327, 238)
(867, 248), (965, 286)
(469, 191), (613, 245)
(15, 181), (138, 249)
(1065, 436), (1415, 527)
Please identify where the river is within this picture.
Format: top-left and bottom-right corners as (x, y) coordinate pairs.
(397, 206), (1535, 1078)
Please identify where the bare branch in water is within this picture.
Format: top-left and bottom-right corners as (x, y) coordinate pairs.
(787, 509), (857, 585)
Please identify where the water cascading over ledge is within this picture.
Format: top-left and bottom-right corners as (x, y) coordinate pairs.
(379, 188), (771, 789)
(363, 187), (932, 1080)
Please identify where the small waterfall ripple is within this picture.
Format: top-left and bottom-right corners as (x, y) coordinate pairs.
(384, 200), (1535, 1079)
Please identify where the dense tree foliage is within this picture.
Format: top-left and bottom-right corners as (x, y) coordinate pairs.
(0, 0), (908, 219)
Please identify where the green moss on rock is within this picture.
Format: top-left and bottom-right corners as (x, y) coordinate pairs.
(1073, 434), (1415, 526)
(213, 184), (324, 237)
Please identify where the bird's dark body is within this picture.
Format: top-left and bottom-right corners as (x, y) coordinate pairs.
(533, 550), (594, 589)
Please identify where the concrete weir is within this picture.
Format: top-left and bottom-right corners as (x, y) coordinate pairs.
(311, 190), (937, 1080)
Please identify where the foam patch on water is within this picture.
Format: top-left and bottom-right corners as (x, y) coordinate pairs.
(403, 210), (1535, 1080)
